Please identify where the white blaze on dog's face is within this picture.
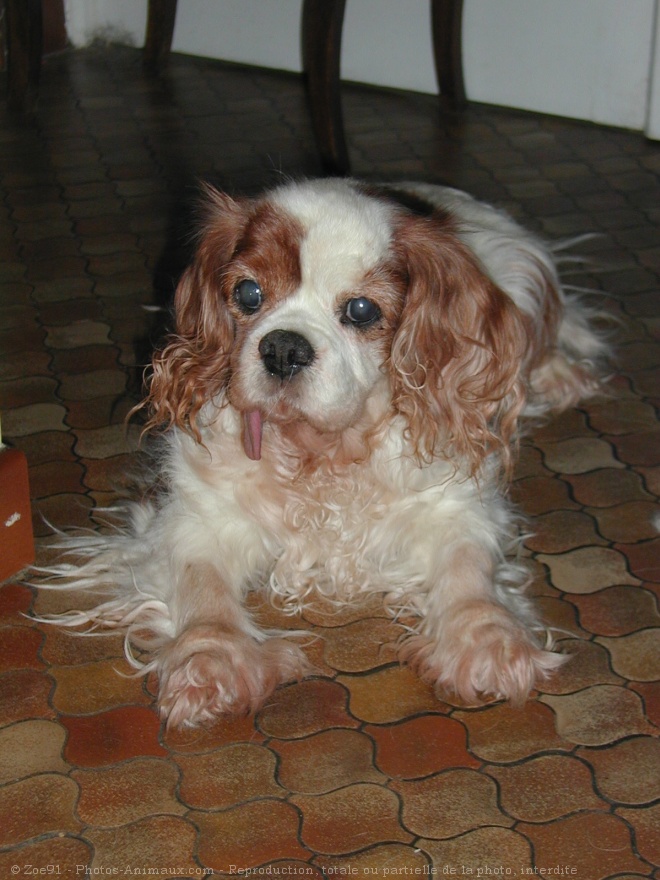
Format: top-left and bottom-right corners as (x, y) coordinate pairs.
(225, 180), (406, 457)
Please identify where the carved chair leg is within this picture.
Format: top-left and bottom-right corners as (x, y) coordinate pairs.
(431, 0), (467, 110)
(6, 0), (43, 111)
(301, 0), (349, 176)
(144, 0), (179, 72)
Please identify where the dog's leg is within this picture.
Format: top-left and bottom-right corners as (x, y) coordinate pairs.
(398, 533), (565, 705)
(156, 562), (308, 728)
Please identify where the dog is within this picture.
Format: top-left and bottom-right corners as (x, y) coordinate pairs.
(39, 178), (608, 728)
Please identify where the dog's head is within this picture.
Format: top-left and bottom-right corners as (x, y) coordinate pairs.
(147, 179), (528, 473)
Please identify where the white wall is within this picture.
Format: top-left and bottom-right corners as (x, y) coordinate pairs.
(63, 0), (659, 136)
(646, 0), (660, 137)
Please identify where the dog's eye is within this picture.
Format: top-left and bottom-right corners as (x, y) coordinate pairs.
(234, 279), (263, 313)
(344, 297), (381, 327)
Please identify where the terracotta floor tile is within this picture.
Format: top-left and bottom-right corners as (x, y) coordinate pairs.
(0, 719), (69, 783)
(640, 465), (660, 496)
(45, 320), (113, 349)
(73, 423), (140, 459)
(66, 395), (135, 431)
(292, 783), (412, 854)
(417, 827), (533, 874)
(193, 800), (308, 871)
(535, 595), (586, 637)
(1, 402), (68, 437)
(609, 431), (660, 467)
(524, 509), (605, 553)
(16, 430), (77, 466)
(453, 702), (570, 763)
(0, 351), (52, 384)
(176, 742), (283, 809)
(0, 582), (34, 624)
(0, 374), (59, 408)
(519, 812), (651, 878)
(73, 757), (186, 826)
(62, 706), (167, 766)
(487, 754), (606, 822)
(538, 546), (640, 593)
(272, 728), (385, 793)
(59, 369), (128, 401)
(596, 629), (660, 681)
(566, 468), (652, 507)
(533, 408), (589, 441)
(630, 681), (660, 728)
(568, 585), (660, 636)
(620, 538), (660, 583)
(51, 658), (153, 714)
(321, 617), (401, 672)
(29, 460), (87, 498)
(392, 769), (512, 839)
(514, 443), (550, 479)
(256, 679), (359, 738)
(337, 665), (450, 723)
(588, 399), (659, 435)
(33, 493), (96, 535)
(164, 712), (265, 752)
(539, 437), (624, 474)
(578, 736), (660, 805)
(50, 343), (122, 374)
(540, 685), (657, 745)
(589, 501), (660, 543)
(40, 626), (126, 666)
(616, 803), (660, 868)
(539, 638), (623, 694)
(32, 579), (106, 618)
(38, 297), (104, 327)
(82, 453), (144, 492)
(0, 773), (82, 847)
(365, 715), (480, 779)
(0, 836), (92, 875)
(86, 815), (200, 878)
(511, 475), (580, 515)
(300, 592), (388, 627)
(0, 668), (55, 725)
(0, 624), (44, 672)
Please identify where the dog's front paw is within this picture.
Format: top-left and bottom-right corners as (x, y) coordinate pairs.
(157, 626), (310, 728)
(400, 600), (566, 705)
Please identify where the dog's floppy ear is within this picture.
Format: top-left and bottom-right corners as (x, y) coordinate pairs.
(390, 212), (528, 475)
(144, 186), (250, 439)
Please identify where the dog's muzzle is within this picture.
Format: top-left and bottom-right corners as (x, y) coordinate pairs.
(259, 329), (315, 380)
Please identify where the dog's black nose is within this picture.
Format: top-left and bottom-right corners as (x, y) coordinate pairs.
(259, 329), (315, 380)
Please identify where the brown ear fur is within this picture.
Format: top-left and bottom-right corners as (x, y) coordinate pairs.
(142, 188), (249, 439)
(390, 213), (528, 476)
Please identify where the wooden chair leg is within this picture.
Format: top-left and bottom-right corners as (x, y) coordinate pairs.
(431, 0), (466, 110)
(5, 0), (43, 111)
(144, 0), (178, 72)
(301, 0), (349, 176)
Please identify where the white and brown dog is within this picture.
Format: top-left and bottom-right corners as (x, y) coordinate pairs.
(42, 178), (608, 728)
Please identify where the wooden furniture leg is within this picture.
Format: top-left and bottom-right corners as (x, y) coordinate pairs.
(431, 0), (466, 109)
(144, 0), (179, 72)
(5, 0), (43, 111)
(301, 0), (349, 176)
(142, 0), (465, 174)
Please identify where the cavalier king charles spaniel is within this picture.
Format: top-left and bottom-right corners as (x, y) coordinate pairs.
(41, 178), (608, 728)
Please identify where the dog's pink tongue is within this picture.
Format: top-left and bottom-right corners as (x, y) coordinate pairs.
(242, 410), (263, 461)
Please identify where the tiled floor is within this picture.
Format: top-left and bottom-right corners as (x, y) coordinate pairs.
(0, 44), (659, 878)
